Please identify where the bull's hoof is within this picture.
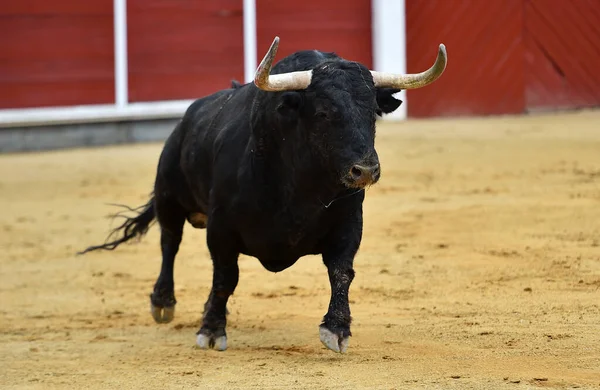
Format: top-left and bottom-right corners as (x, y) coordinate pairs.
(150, 289), (176, 323)
(196, 331), (227, 351)
(319, 326), (350, 353)
(150, 303), (175, 323)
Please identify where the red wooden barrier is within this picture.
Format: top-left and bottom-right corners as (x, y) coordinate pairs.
(0, 0), (114, 109)
(257, 0), (372, 68)
(127, 0), (244, 102)
(524, 0), (600, 111)
(406, 0), (525, 118)
(406, 0), (600, 117)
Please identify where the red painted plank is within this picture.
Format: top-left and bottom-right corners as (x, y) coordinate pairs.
(257, 0), (372, 68)
(127, 0), (244, 103)
(2, 81), (114, 110)
(406, 0), (525, 117)
(0, 0), (114, 109)
(525, 0), (600, 111)
(1, 0), (112, 15)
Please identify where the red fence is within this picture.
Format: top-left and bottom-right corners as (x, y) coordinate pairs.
(257, 0), (372, 69)
(127, 0), (244, 103)
(0, 0), (370, 110)
(0, 0), (114, 109)
(3, 0), (598, 116)
(406, 0), (600, 118)
(524, 0), (600, 112)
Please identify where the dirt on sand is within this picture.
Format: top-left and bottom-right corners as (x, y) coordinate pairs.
(1, 111), (599, 389)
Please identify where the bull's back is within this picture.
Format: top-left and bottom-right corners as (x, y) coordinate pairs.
(151, 89), (234, 214)
(174, 87), (254, 213)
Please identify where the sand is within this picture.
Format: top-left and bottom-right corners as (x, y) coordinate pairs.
(1, 110), (599, 389)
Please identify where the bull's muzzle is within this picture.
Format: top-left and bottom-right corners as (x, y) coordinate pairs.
(346, 163), (380, 188)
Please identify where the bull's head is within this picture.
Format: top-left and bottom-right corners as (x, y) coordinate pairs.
(254, 37), (447, 189)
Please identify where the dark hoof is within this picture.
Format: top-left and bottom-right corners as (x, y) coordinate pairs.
(319, 325), (350, 353)
(150, 303), (175, 323)
(150, 290), (176, 324)
(196, 329), (227, 351)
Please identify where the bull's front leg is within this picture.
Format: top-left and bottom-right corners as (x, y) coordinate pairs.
(319, 217), (362, 353)
(196, 215), (239, 351)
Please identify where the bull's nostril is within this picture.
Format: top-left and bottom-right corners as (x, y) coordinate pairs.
(350, 166), (363, 180)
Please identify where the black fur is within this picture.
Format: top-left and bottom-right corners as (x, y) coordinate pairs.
(81, 49), (402, 351)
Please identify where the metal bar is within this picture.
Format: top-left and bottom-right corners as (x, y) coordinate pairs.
(243, 0), (257, 83)
(114, 0), (129, 107)
(372, 0), (407, 120)
(0, 100), (194, 128)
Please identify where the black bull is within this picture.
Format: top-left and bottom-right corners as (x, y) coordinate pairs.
(81, 37), (447, 353)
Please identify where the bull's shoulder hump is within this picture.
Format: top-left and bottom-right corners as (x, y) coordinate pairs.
(184, 89), (235, 118)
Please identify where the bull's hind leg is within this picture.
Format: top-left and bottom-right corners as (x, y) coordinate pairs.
(149, 198), (186, 323)
(196, 217), (239, 351)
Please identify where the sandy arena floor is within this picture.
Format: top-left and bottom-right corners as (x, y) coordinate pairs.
(1, 111), (599, 389)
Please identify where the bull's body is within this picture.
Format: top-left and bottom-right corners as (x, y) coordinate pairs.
(159, 77), (364, 273)
(82, 38), (445, 353)
(158, 49), (400, 273)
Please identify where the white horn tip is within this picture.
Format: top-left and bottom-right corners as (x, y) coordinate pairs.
(269, 36), (280, 49)
(438, 43), (446, 55)
(268, 36), (280, 54)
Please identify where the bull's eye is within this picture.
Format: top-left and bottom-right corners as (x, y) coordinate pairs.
(315, 111), (329, 120)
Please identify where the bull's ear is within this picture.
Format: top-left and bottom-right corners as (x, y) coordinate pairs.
(277, 92), (303, 117)
(376, 88), (403, 115)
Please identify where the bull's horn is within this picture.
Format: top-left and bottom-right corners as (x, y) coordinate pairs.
(254, 36), (312, 92)
(371, 44), (447, 89)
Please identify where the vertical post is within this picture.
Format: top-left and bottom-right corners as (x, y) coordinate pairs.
(114, 0), (128, 107)
(243, 0), (257, 83)
(372, 0), (407, 120)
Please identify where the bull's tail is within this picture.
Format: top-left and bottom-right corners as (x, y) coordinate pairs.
(78, 197), (156, 255)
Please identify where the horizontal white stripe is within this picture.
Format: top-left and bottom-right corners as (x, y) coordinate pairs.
(0, 100), (194, 128)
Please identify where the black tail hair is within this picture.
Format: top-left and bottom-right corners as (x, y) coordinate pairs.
(78, 197), (156, 255)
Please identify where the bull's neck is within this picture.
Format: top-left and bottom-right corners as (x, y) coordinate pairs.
(248, 131), (343, 210)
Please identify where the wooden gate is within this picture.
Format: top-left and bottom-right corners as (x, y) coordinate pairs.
(406, 0), (600, 118)
(525, 0), (600, 112)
